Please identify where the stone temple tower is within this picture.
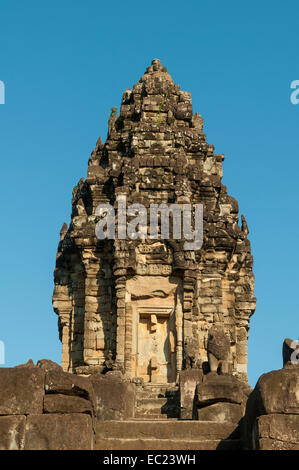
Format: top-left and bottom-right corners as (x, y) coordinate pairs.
(53, 59), (256, 383)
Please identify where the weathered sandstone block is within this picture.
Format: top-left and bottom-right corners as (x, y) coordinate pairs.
(43, 394), (93, 415)
(246, 364), (299, 416)
(14, 359), (35, 368)
(197, 402), (243, 423)
(179, 369), (202, 419)
(24, 414), (93, 450)
(196, 372), (251, 407)
(36, 359), (62, 372)
(0, 416), (26, 450)
(0, 367), (44, 415)
(244, 348), (299, 450)
(90, 374), (136, 421)
(254, 414), (299, 450)
(45, 369), (95, 405)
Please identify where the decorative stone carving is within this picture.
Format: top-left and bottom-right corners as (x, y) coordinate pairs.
(207, 326), (231, 374)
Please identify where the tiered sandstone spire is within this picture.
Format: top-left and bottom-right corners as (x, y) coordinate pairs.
(53, 59), (256, 382)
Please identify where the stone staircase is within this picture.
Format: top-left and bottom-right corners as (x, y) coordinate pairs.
(134, 383), (180, 420)
(95, 383), (242, 450)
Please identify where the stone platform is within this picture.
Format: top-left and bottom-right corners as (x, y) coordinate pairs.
(95, 420), (241, 450)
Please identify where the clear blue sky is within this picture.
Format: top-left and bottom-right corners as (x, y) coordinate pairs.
(0, 0), (298, 387)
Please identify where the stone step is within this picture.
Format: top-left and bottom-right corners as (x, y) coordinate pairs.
(138, 383), (177, 390)
(142, 382), (177, 388)
(136, 386), (178, 398)
(136, 407), (179, 418)
(136, 408), (168, 416)
(136, 398), (179, 418)
(165, 389), (179, 397)
(95, 437), (241, 450)
(137, 389), (179, 399)
(135, 409), (178, 418)
(96, 420), (238, 441)
(136, 397), (177, 408)
(133, 414), (171, 420)
(136, 389), (179, 398)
